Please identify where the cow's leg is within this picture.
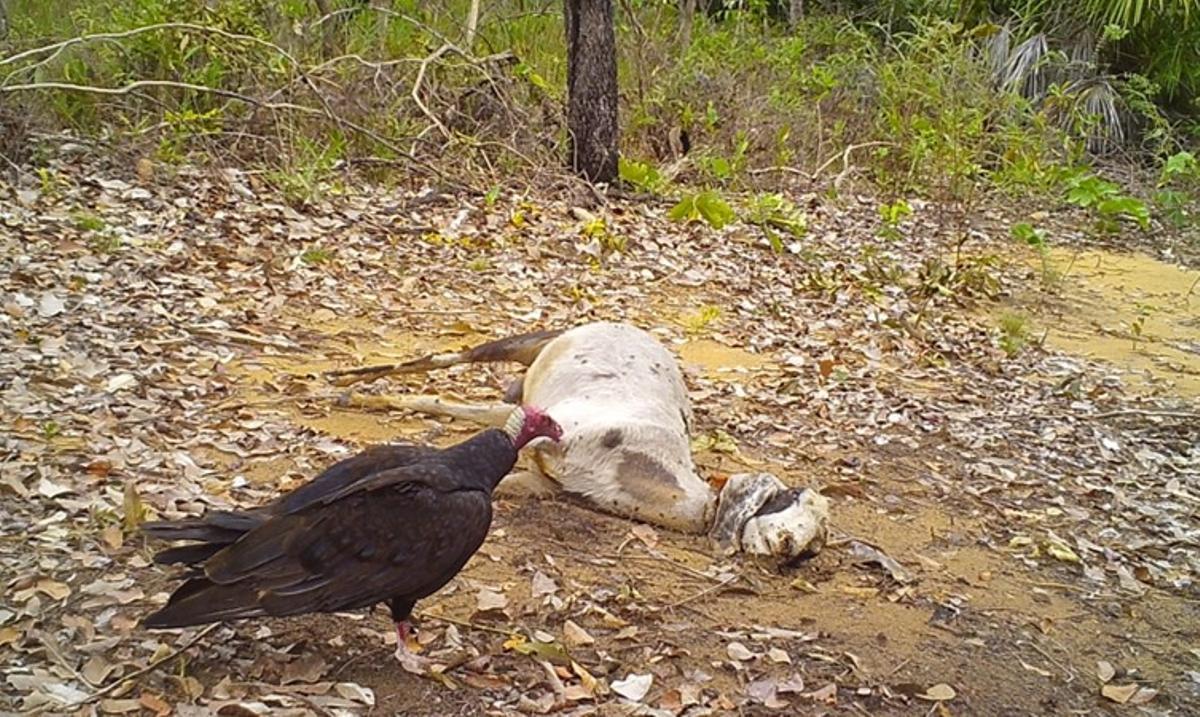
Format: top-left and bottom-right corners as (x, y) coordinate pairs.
(325, 328), (565, 386)
(495, 469), (561, 498)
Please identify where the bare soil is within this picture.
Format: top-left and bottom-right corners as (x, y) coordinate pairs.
(2, 162), (1198, 716)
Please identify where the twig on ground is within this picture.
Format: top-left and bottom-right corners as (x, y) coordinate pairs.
(667, 573), (740, 610)
(417, 611), (519, 638)
(1090, 409), (1200, 420)
(71, 624), (220, 706)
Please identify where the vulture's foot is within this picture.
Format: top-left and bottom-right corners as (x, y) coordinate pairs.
(394, 620), (435, 675)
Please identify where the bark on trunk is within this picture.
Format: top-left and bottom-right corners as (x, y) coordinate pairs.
(565, 0), (619, 183)
(789, 0), (804, 31)
(679, 0), (696, 48)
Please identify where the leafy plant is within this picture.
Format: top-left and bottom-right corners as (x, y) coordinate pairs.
(669, 191), (736, 229)
(743, 193), (807, 253)
(580, 215), (626, 254)
(300, 247), (333, 265)
(619, 158), (667, 194)
(998, 312), (1030, 358)
(71, 210), (106, 232)
(1063, 172), (1150, 231)
(1160, 151), (1198, 185)
(1011, 221), (1062, 288)
(679, 305), (722, 335)
(1010, 221), (1047, 248)
(877, 198), (913, 241)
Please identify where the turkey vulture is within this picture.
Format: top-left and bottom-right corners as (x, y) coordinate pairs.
(141, 404), (562, 658)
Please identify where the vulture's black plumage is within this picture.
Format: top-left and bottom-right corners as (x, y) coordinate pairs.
(142, 406), (562, 647)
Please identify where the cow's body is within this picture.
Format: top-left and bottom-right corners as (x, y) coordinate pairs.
(330, 322), (828, 561)
(517, 322), (713, 532)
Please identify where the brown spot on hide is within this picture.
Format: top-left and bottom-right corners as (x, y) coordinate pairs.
(615, 451), (685, 506)
(600, 428), (623, 449)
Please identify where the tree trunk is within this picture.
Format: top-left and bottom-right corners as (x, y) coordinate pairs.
(465, 0), (481, 47)
(679, 0), (696, 48)
(789, 0), (804, 31)
(565, 0), (619, 183)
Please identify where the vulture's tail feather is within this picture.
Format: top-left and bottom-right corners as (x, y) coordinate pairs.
(142, 577), (265, 628)
(142, 509), (267, 566)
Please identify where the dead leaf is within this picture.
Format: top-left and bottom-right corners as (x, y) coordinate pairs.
(502, 633), (570, 665)
(101, 524), (124, 551)
(920, 684), (956, 701)
(138, 692), (171, 717)
(1101, 683), (1139, 704)
(849, 541), (915, 583)
(767, 647), (792, 664)
(611, 673), (653, 702)
(747, 678), (789, 709)
(37, 477), (72, 498)
(99, 699), (143, 714)
(282, 654), (327, 684)
(571, 661), (603, 697)
(789, 577), (818, 593)
(82, 655), (118, 686)
(530, 571), (557, 598)
(0, 627), (20, 647)
(1044, 537), (1081, 564)
(563, 619), (595, 647)
(37, 579), (71, 600)
(106, 373), (137, 393)
(807, 683), (838, 704)
(630, 524), (659, 549)
(334, 682), (375, 706)
(39, 293), (65, 318)
(474, 587), (508, 614)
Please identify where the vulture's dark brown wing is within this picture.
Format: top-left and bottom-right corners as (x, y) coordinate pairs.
(142, 443), (437, 567)
(275, 443), (439, 513)
(142, 463), (492, 628)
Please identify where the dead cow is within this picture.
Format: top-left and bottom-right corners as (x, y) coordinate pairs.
(328, 322), (829, 563)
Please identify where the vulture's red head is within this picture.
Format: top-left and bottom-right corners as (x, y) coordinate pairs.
(505, 405), (563, 449)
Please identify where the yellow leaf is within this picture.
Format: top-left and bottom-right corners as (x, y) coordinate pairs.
(36, 579), (71, 601)
(0, 626), (21, 647)
(122, 481), (144, 533)
(1045, 539), (1081, 564)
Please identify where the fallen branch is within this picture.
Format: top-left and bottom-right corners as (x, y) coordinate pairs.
(746, 141), (898, 184)
(413, 44), (458, 141)
(0, 79), (322, 114)
(1090, 409), (1200, 420)
(812, 141), (898, 180)
(1, 22), (305, 84)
